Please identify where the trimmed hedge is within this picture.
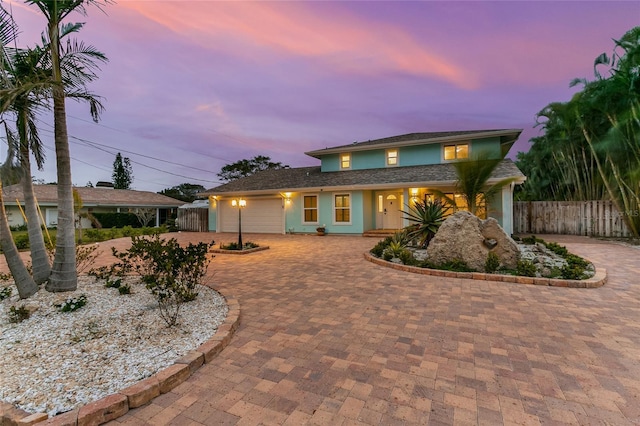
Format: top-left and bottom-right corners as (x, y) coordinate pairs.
(92, 212), (140, 228)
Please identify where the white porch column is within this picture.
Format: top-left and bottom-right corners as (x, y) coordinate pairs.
(156, 208), (160, 227)
(501, 183), (515, 235)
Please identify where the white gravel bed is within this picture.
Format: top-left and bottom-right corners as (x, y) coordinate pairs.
(0, 277), (228, 417)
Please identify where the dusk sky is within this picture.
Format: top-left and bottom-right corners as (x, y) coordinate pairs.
(4, 1), (639, 193)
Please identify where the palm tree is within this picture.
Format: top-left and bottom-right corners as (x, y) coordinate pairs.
(25, 0), (108, 292)
(436, 151), (517, 218)
(5, 46), (52, 284)
(0, 5), (40, 296)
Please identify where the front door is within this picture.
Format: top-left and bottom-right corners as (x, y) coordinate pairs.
(378, 192), (403, 229)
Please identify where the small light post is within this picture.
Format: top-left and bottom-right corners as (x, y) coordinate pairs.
(231, 198), (246, 249)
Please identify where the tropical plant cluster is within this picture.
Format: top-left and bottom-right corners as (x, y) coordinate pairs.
(370, 230), (592, 279)
(515, 235), (592, 280)
(92, 236), (214, 326)
(516, 27), (640, 237)
(0, 1), (109, 298)
(219, 241), (259, 250)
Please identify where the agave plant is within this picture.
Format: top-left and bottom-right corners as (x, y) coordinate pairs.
(403, 199), (449, 248)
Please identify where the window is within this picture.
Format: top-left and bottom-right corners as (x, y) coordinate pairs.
(386, 149), (398, 166)
(340, 153), (351, 170)
(334, 193), (351, 223)
(443, 143), (469, 160)
(302, 195), (318, 223)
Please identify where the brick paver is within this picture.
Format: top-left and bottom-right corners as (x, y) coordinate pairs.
(6, 232), (639, 425)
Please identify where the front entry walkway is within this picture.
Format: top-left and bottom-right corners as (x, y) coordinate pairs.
(103, 233), (640, 425)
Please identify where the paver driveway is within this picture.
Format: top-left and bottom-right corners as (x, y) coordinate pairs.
(89, 233), (640, 424)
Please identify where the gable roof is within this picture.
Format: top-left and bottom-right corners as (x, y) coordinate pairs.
(202, 159), (525, 196)
(2, 184), (184, 208)
(305, 129), (522, 158)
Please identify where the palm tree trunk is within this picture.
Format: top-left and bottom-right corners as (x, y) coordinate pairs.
(45, 13), (77, 292)
(0, 183), (39, 298)
(18, 109), (51, 284)
(20, 154), (51, 284)
(46, 87), (77, 292)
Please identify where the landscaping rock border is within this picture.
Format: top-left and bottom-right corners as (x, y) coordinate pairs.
(364, 252), (607, 288)
(0, 291), (241, 426)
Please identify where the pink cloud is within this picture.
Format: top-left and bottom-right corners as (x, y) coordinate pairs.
(118, 2), (475, 89)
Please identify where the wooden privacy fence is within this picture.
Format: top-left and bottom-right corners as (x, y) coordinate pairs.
(176, 207), (209, 232)
(514, 200), (632, 237)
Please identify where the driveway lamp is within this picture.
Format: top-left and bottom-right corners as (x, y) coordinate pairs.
(231, 198), (246, 249)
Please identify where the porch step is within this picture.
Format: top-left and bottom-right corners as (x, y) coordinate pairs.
(362, 229), (400, 238)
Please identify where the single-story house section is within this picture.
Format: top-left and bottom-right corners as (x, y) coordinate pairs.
(202, 129), (527, 235)
(2, 184), (184, 228)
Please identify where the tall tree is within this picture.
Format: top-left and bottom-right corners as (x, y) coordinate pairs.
(516, 27), (640, 237)
(25, 0), (108, 292)
(0, 5), (51, 285)
(112, 152), (132, 189)
(159, 183), (205, 202)
(217, 155), (288, 181)
(435, 152), (517, 218)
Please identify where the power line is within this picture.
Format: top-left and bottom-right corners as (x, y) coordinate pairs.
(40, 143), (179, 188)
(37, 127), (224, 185)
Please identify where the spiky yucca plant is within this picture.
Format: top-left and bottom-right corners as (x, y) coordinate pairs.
(403, 199), (449, 248)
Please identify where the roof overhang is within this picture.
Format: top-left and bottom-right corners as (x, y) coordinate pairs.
(206, 177), (525, 198)
(305, 129), (522, 158)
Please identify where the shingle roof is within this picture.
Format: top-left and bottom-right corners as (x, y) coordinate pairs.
(2, 184), (185, 207)
(202, 159), (525, 195)
(305, 129), (522, 157)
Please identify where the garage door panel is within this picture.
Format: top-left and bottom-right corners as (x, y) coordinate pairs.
(220, 198), (282, 233)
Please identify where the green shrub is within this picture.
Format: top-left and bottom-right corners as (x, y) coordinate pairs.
(76, 245), (100, 274)
(121, 225), (135, 237)
(13, 234), (30, 250)
(8, 305), (30, 323)
(0, 286), (12, 300)
(544, 241), (569, 257)
(112, 235), (213, 326)
(55, 294), (88, 313)
(521, 235), (541, 245)
(10, 224), (28, 232)
(84, 228), (105, 242)
(398, 249), (418, 266)
(516, 260), (537, 277)
(423, 259), (475, 272)
(118, 284), (131, 295)
(105, 277), (122, 288)
(484, 251), (500, 273)
(370, 236), (393, 258)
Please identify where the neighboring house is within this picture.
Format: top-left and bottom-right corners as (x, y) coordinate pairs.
(2, 184), (184, 229)
(202, 129), (527, 235)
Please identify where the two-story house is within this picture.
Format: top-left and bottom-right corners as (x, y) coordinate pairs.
(202, 129), (526, 235)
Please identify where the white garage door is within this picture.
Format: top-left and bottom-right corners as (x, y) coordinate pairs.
(219, 198), (283, 234)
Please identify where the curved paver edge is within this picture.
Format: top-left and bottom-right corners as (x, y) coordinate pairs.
(364, 252), (607, 288)
(1, 290), (240, 426)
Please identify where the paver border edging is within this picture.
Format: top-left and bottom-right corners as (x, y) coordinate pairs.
(210, 246), (269, 255)
(0, 292), (240, 426)
(363, 252), (607, 288)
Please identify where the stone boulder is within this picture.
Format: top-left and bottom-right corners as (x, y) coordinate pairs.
(426, 211), (520, 271)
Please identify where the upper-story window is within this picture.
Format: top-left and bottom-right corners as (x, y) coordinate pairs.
(386, 149), (398, 166)
(443, 143), (469, 160)
(340, 153), (351, 170)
